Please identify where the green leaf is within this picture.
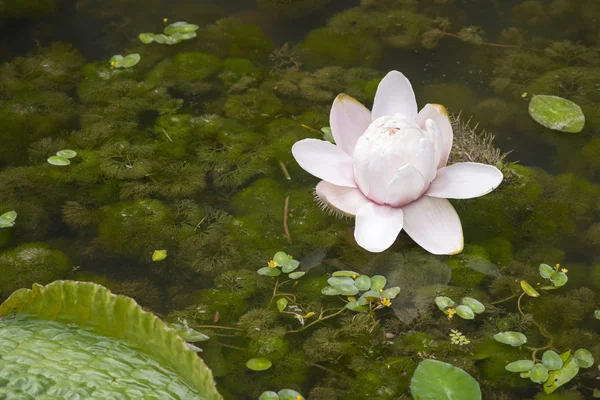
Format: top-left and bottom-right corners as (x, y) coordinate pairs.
(152, 249), (168, 261)
(435, 296), (454, 311)
(0, 211), (17, 227)
(164, 22), (199, 35)
(370, 275), (387, 291)
(345, 301), (368, 313)
(281, 259), (300, 273)
(331, 283), (359, 296)
(505, 360), (534, 372)
(455, 305), (475, 320)
(276, 298), (288, 312)
(56, 149), (77, 159)
(171, 31), (197, 40)
(539, 263), (554, 279)
(573, 348), (594, 368)
(327, 276), (354, 286)
(410, 359), (481, 400)
(0, 281), (222, 399)
(593, 388), (600, 398)
(551, 271), (568, 287)
(259, 391), (280, 400)
(167, 323), (209, 342)
(520, 280), (540, 297)
(331, 270), (359, 277)
(359, 290), (381, 303)
(246, 357), (272, 371)
(138, 32), (155, 43)
(353, 275), (371, 291)
(543, 359), (580, 394)
(461, 297), (485, 314)
(494, 331), (527, 346)
(595, 310), (600, 320)
(321, 286), (340, 296)
(257, 267), (281, 277)
(273, 251), (290, 266)
(321, 127), (335, 143)
(47, 155), (70, 166)
(381, 286), (400, 299)
(278, 389), (304, 400)
(542, 350), (563, 371)
(153, 34), (168, 44)
(528, 94), (585, 133)
(529, 363), (549, 383)
(120, 54), (141, 68)
(288, 271), (305, 280)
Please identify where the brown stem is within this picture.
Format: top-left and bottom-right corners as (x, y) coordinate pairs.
(278, 160), (291, 180)
(283, 196), (292, 243)
(161, 128), (174, 142)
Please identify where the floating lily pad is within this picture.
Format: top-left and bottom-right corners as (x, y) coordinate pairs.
(539, 263), (554, 279)
(321, 286), (340, 296)
(278, 389), (304, 400)
(332, 270), (359, 277)
(381, 286), (400, 299)
(153, 34), (168, 44)
(273, 251), (290, 265)
(542, 350), (563, 370)
(573, 348), (594, 368)
(528, 94), (585, 133)
(120, 54), (141, 68)
(494, 331), (527, 346)
(543, 358), (580, 394)
(505, 360), (534, 372)
(259, 392), (279, 400)
(332, 283), (359, 296)
(276, 298), (288, 312)
(456, 305), (475, 320)
(529, 363), (549, 383)
(520, 280), (540, 297)
(353, 275), (371, 291)
(139, 32), (155, 43)
(435, 296), (455, 311)
(246, 357), (272, 371)
(56, 149), (77, 158)
(47, 155), (70, 166)
(281, 259), (300, 273)
(410, 359), (481, 400)
(288, 271), (305, 280)
(370, 275), (387, 291)
(257, 267), (281, 277)
(345, 301), (368, 313)
(164, 22), (199, 35)
(327, 276), (354, 286)
(462, 297), (485, 314)
(0, 211), (17, 228)
(152, 249), (167, 261)
(551, 271), (568, 287)
(595, 310), (600, 320)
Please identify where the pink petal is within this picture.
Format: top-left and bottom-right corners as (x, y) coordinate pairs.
(354, 202), (404, 253)
(387, 164), (425, 207)
(292, 139), (356, 188)
(315, 181), (371, 217)
(372, 71), (418, 120)
(426, 162), (504, 199)
(330, 94), (372, 156)
(402, 196), (463, 255)
(417, 104), (453, 168)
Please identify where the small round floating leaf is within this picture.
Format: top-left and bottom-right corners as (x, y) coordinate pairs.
(332, 270), (359, 277)
(528, 94), (585, 133)
(539, 263), (554, 279)
(47, 156), (70, 166)
(381, 286), (400, 299)
(345, 301), (368, 313)
(462, 297), (485, 314)
(332, 283), (359, 296)
(456, 305), (475, 320)
(551, 271), (568, 287)
(273, 251), (290, 266)
(0, 211), (17, 227)
(56, 149), (77, 159)
(520, 280), (540, 297)
(171, 31), (197, 41)
(321, 286), (340, 296)
(529, 364), (549, 383)
(520, 372), (530, 378)
(282, 259), (300, 273)
(573, 348), (594, 368)
(153, 34), (168, 44)
(121, 54), (141, 68)
(595, 310), (600, 320)
(327, 276), (354, 286)
(370, 275), (387, 291)
(165, 36), (182, 45)
(246, 357), (272, 371)
(257, 267), (281, 277)
(435, 296), (455, 311)
(410, 359), (482, 400)
(542, 350), (563, 371)
(505, 360), (534, 372)
(110, 54), (123, 63)
(276, 298), (288, 312)
(288, 271), (305, 280)
(353, 275), (371, 291)
(543, 359), (580, 394)
(138, 33), (155, 43)
(259, 391), (279, 400)
(494, 331), (527, 346)
(278, 389), (304, 400)
(152, 249), (167, 262)
(360, 290), (380, 301)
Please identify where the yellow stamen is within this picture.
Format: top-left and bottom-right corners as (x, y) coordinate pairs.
(447, 308), (456, 320)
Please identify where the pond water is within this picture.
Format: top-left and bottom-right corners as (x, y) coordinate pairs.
(0, 0), (598, 399)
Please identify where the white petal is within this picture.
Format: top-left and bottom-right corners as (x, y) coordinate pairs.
(315, 181), (371, 217)
(372, 71), (418, 120)
(417, 104), (453, 168)
(411, 138), (438, 185)
(402, 196), (463, 255)
(426, 162), (504, 199)
(354, 202), (404, 253)
(387, 164), (425, 207)
(292, 139), (357, 188)
(330, 94), (372, 156)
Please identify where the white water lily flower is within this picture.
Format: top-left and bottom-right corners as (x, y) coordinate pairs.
(292, 70), (503, 254)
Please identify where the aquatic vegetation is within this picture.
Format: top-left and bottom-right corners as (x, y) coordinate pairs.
(528, 95), (585, 133)
(152, 249), (167, 261)
(0, 211), (17, 228)
(109, 53), (141, 69)
(435, 295), (485, 320)
(259, 389), (304, 400)
(410, 359), (481, 399)
(292, 71), (503, 254)
(47, 149), (77, 166)
(139, 21), (200, 45)
(247, 357), (273, 371)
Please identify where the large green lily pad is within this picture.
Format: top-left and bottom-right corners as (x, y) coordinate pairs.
(0, 280), (222, 399)
(528, 94), (585, 133)
(410, 359), (481, 400)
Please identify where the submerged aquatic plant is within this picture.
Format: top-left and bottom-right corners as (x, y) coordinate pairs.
(0, 211), (17, 228)
(292, 71), (504, 254)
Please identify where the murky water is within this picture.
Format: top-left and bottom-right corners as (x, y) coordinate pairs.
(0, 1), (598, 399)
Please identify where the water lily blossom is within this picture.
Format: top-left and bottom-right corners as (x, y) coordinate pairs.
(291, 71), (503, 254)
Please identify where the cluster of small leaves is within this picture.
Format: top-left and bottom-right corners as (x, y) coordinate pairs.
(435, 296), (485, 320)
(321, 271), (400, 312)
(166, 319), (209, 353)
(109, 54), (141, 69)
(520, 263), (569, 299)
(139, 22), (199, 45)
(259, 389), (304, 400)
(504, 349), (595, 394)
(449, 329), (470, 346)
(0, 211), (17, 228)
(257, 251), (305, 280)
(47, 149), (77, 166)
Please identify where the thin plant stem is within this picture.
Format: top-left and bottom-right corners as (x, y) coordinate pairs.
(287, 307), (346, 333)
(283, 196), (292, 243)
(192, 324), (243, 331)
(490, 293), (518, 305)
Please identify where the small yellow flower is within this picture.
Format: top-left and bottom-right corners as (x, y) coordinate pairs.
(267, 260), (277, 268)
(447, 308), (456, 319)
(110, 61), (115, 68)
(351, 274), (357, 279)
(296, 396), (302, 400)
(163, 17), (168, 23)
(381, 298), (392, 307)
(555, 263), (560, 271)
(379, 289), (383, 293)
(561, 268), (568, 274)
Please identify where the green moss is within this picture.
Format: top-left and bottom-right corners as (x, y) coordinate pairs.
(199, 18), (274, 62)
(474, 339), (531, 390)
(581, 137), (600, 175)
(195, 288), (250, 323)
(590, 264), (600, 290)
(300, 28), (382, 68)
(223, 86), (282, 120)
(145, 52), (221, 95)
(483, 238), (514, 266)
(526, 287), (598, 331)
(0, 242), (70, 297)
